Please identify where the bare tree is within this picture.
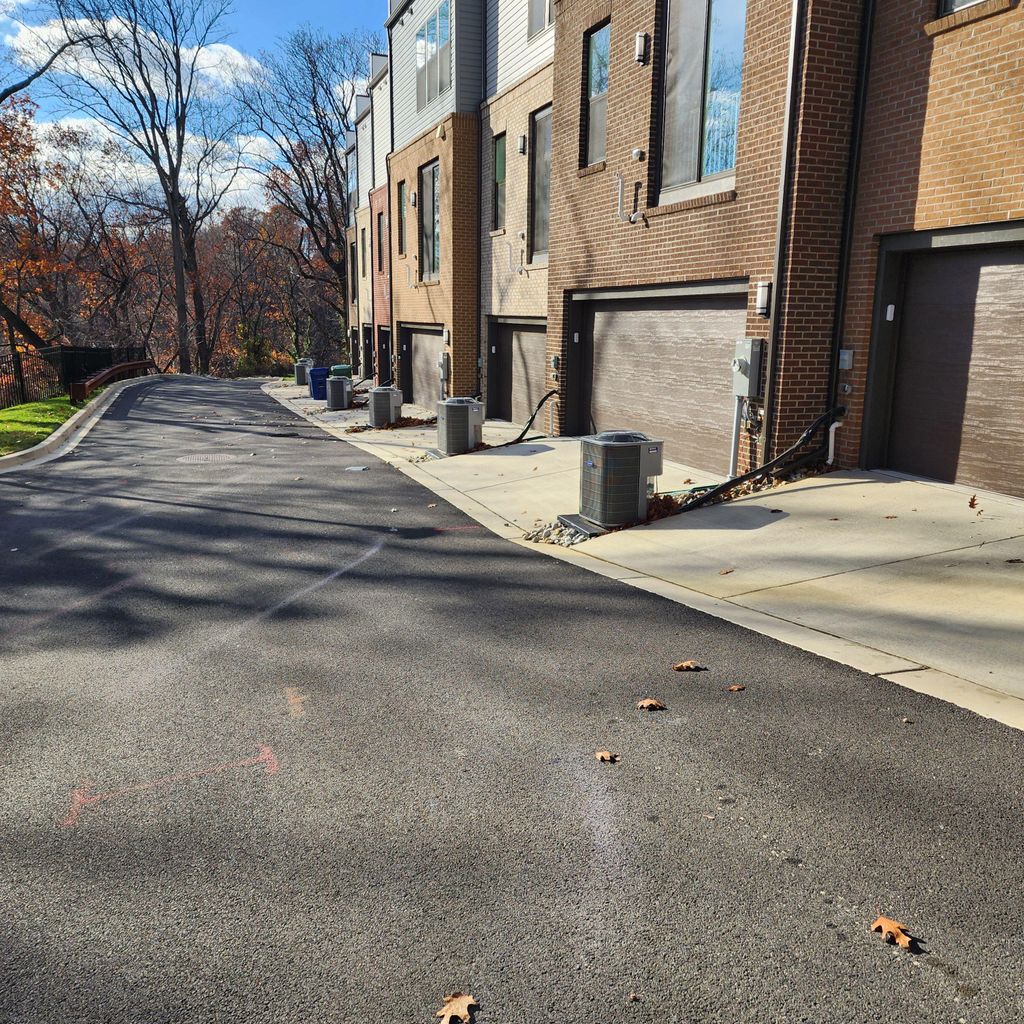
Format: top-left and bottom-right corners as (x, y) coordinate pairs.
(40, 0), (242, 373)
(236, 27), (381, 327)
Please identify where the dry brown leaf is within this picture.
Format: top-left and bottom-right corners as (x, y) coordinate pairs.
(673, 659), (706, 672)
(435, 992), (479, 1023)
(884, 515), (898, 520)
(637, 698), (666, 711)
(968, 494), (978, 509)
(871, 916), (915, 951)
(1007, 558), (1023, 565)
(726, 685), (746, 692)
(719, 567), (735, 576)
(595, 750), (621, 763)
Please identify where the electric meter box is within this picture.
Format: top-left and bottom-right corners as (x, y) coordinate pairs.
(732, 338), (764, 398)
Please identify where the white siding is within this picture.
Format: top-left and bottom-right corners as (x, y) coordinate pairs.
(372, 70), (391, 190)
(486, 0), (554, 99)
(356, 112), (374, 209)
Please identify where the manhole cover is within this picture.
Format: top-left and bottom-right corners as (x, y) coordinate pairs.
(176, 453), (239, 464)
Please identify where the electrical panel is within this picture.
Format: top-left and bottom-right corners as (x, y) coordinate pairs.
(732, 338), (764, 398)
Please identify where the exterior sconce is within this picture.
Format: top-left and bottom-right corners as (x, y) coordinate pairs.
(517, 134), (527, 155)
(634, 32), (649, 64)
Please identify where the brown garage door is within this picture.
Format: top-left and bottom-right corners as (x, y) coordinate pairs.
(585, 295), (747, 473)
(490, 323), (547, 425)
(409, 328), (444, 408)
(887, 246), (1024, 496)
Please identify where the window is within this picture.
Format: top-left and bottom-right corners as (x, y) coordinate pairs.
(415, 1), (451, 112)
(360, 227), (367, 277)
(350, 241), (357, 301)
(376, 212), (384, 273)
(419, 160), (440, 281)
(939, 0), (982, 10)
(584, 24), (610, 166)
(397, 180), (406, 255)
(660, 0), (747, 199)
(493, 134), (506, 231)
(528, 0), (553, 37)
(347, 160), (357, 226)
(530, 107), (551, 260)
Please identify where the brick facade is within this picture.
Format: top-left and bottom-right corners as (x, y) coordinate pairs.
(370, 184), (391, 384)
(547, 0), (863, 467)
(836, 0), (1024, 467)
(479, 63), (554, 403)
(345, 223), (359, 367)
(388, 112), (480, 398)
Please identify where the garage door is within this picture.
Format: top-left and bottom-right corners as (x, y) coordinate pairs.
(585, 295), (747, 473)
(408, 328), (444, 408)
(489, 323), (547, 425)
(887, 247), (1024, 496)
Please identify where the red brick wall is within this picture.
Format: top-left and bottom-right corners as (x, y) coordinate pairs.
(547, 0), (862, 466)
(836, 0), (1024, 466)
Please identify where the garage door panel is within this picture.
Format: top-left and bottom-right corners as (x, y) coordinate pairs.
(509, 326), (547, 426)
(410, 329), (444, 409)
(888, 248), (1024, 497)
(589, 296), (745, 474)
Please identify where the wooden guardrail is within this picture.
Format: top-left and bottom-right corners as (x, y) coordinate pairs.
(70, 359), (155, 403)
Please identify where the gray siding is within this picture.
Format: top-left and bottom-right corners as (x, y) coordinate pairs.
(356, 112), (374, 209)
(485, 0), (554, 98)
(371, 71), (391, 190)
(391, 0), (483, 151)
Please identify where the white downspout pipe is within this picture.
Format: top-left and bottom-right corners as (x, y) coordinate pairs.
(826, 419), (842, 465)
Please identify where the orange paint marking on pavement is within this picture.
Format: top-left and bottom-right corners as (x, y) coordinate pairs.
(59, 744), (279, 828)
(284, 687), (307, 718)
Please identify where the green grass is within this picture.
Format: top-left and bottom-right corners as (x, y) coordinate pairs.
(0, 396), (78, 457)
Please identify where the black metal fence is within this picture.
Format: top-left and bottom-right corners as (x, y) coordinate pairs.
(0, 344), (148, 411)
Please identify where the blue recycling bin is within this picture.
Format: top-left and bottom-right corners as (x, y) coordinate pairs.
(307, 367), (329, 401)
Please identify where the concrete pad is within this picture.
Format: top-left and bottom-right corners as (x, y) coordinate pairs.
(580, 471), (1024, 599)
(733, 534), (1024, 698)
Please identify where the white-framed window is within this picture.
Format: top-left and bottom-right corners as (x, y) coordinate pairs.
(660, 0), (747, 201)
(415, 1), (451, 112)
(528, 0), (554, 38)
(584, 23), (610, 167)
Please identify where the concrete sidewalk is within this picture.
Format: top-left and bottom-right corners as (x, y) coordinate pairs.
(265, 380), (1024, 729)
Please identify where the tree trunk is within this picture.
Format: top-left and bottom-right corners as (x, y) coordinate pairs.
(0, 296), (51, 350)
(169, 211), (193, 375)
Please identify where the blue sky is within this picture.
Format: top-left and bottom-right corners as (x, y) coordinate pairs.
(224, 0), (386, 56)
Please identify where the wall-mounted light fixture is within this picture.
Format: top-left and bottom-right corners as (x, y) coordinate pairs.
(755, 281), (771, 317)
(410, 191), (417, 207)
(634, 32), (649, 64)
(517, 134), (527, 155)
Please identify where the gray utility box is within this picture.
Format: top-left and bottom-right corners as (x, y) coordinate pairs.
(437, 397), (484, 455)
(326, 375), (353, 411)
(368, 386), (403, 427)
(732, 338), (764, 398)
(580, 431), (664, 529)
(293, 358), (313, 387)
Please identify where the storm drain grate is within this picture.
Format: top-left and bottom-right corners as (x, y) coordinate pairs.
(176, 452), (240, 464)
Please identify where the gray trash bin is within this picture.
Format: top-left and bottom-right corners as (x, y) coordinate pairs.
(293, 358), (313, 386)
(326, 375), (353, 411)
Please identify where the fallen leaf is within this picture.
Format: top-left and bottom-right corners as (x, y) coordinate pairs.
(719, 567), (735, 575)
(900, 717), (913, 724)
(828, 517), (840, 521)
(726, 685), (746, 692)
(637, 698), (666, 711)
(1006, 558), (1023, 565)
(884, 515), (897, 520)
(427, 503), (437, 508)
(968, 494), (978, 509)
(627, 991), (641, 1003)
(769, 508), (783, 514)
(871, 915), (915, 952)
(435, 992), (479, 1023)
(673, 660), (706, 672)
(595, 750), (621, 763)
(390, 508), (399, 512)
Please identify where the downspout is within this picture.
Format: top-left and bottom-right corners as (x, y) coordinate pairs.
(387, 22), (397, 391)
(826, 0), (877, 446)
(758, 0), (807, 464)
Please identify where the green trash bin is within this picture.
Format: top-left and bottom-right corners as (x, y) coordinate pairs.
(330, 364), (352, 378)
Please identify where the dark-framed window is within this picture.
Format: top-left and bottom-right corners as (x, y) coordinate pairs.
(529, 106), (552, 260)
(660, 0), (747, 200)
(350, 241), (357, 301)
(419, 160), (440, 281)
(584, 23), (610, 167)
(376, 211), (384, 272)
(397, 180), (407, 255)
(415, 1), (451, 111)
(940, 0), (981, 11)
(493, 134), (506, 231)
(528, 0), (553, 37)
(360, 227), (367, 277)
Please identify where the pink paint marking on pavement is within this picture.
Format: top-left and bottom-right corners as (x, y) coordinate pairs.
(60, 744), (279, 828)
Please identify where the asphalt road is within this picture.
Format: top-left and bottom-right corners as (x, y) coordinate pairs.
(1, 376), (1022, 1024)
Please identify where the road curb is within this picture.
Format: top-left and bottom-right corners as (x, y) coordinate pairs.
(0, 374), (158, 476)
(261, 381), (1024, 733)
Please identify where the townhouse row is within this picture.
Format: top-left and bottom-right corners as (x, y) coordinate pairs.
(344, 0), (1024, 498)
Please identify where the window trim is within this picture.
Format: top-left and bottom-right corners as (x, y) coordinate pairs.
(528, 0), (554, 39)
(418, 159), (441, 283)
(582, 21), (611, 169)
(493, 133), (506, 232)
(529, 105), (552, 263)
